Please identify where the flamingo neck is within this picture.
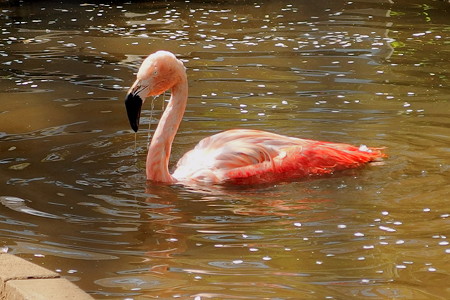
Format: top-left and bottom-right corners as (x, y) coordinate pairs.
(146, 75), (188, 183)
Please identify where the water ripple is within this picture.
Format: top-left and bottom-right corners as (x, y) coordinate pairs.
(0, 196), (61, 219)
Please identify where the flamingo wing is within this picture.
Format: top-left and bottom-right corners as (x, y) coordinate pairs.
(172, 129), (384, 184)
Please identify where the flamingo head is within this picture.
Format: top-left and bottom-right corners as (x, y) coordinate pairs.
(125, 50), (185, 132)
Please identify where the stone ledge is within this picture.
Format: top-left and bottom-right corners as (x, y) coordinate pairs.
(0, 253), (94, 300)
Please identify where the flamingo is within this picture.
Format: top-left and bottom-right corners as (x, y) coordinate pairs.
(125, 51), (385, 185)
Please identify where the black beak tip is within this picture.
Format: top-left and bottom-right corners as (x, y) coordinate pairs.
(130, 121), (139, 133)
(125, 93), (143, 132)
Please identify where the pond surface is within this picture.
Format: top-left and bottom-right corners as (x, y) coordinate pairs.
(1, 0), (449, 299)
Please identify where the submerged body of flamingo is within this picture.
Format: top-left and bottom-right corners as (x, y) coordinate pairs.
(125, 51), (385, 184)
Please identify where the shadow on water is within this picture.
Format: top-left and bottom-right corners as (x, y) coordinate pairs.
(0, 0), (449, 299)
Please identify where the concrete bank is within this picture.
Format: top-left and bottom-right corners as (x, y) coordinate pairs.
(0, 253), (94, 300)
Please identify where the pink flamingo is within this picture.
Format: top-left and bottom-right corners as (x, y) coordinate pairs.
(125, 51), (385, 185)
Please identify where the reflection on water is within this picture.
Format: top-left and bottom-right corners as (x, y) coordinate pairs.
(1, 0), (449, 299)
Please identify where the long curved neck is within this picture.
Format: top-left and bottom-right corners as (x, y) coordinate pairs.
(146, 74), (188, 183)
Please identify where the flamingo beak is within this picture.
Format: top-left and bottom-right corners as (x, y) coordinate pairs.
(125, 92), (143, 132)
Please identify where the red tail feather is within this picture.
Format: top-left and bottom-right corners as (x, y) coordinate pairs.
(225, 143), (386, 184)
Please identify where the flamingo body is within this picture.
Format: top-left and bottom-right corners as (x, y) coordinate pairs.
(173, 129), (383, 184)
(125, 51), (385, 185)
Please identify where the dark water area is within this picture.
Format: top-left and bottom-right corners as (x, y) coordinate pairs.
(0, 0), (449, 299)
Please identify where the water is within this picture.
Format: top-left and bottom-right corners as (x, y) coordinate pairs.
(1, 0), (449, 298)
